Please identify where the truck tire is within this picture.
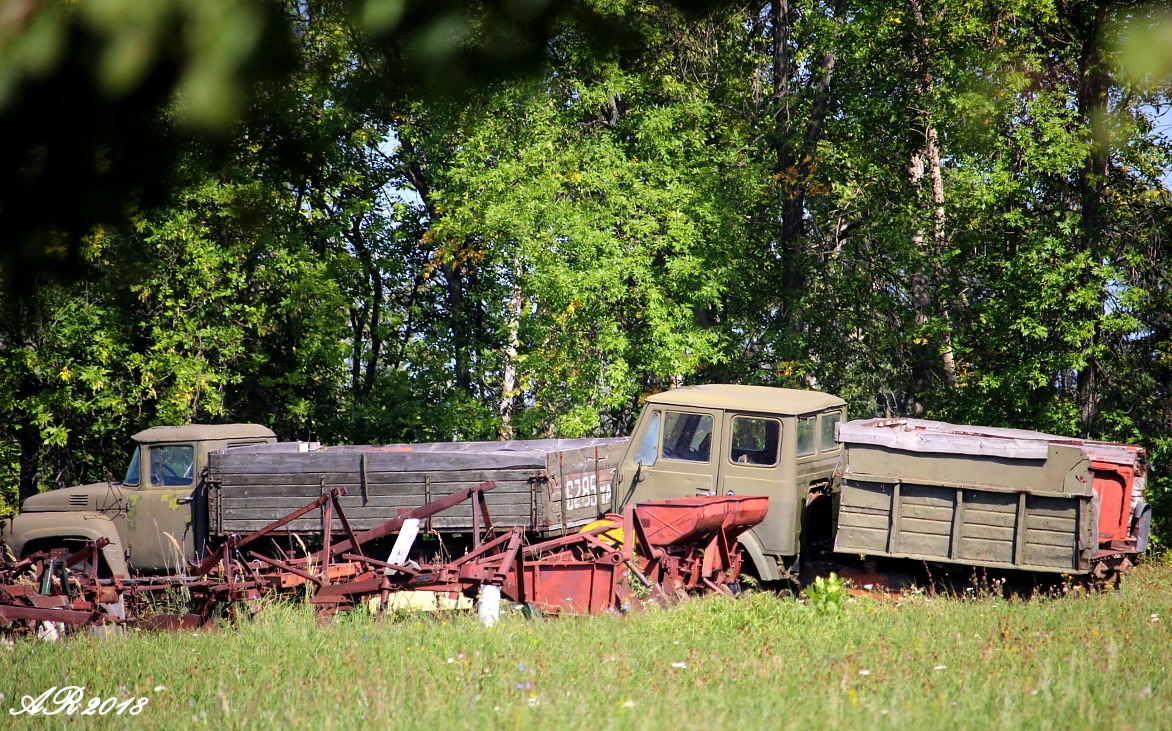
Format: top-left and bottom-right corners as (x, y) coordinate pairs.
(22, 538), (112, 580)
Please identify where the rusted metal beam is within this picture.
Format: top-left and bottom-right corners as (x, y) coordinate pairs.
(0, 604), (97, 625)
(304, 481), (498, 564)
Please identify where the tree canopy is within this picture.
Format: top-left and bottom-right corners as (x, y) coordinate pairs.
(1, 0), (1170, 540)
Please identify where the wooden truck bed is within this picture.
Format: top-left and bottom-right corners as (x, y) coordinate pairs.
(833, 419), (1146, 574)
(207, 438), (628, 537)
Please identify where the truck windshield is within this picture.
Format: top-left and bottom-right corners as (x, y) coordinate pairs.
(123, 448), (141, 486)
(633, 412), (661, 466)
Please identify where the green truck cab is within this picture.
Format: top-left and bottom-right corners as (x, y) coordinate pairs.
(1, 424), (275, 576)
(613, 384), (847, 581)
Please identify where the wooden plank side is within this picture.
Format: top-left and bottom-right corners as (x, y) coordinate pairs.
(1022, 544), (1076, 570)
(210, 450), (546, 476)
(834, 526), (889, 552)
(217, 479), (534, 499)
(219, 517), (536, 533)
(220, 503), (536, 523)
(896, 532), (951, 558)
(960, 523), (1015, 542)
(899, 516), (952, 536)
(964, 509), (1017, 528)
(963, 492), (1018, 512)
(838, 481), (894, 511)
(216, 469), (541, 489)
(212, 439), (628, 538)
(1024, 515), (1076, 533)
(834, 481), (892, 554)
(219, 491), (535, 512)
(1024, 528), (1077, 549)
(542, 442), (623, 531)
(835, 511), (891, 531)
(900, 504), (954, 523)
(958, 536), (1014, 564)
(898, 485), (956, 509)
(838, 477), (1085, 573)
(1025, 495), (1079, 519)
(836, 472), (1085, 572)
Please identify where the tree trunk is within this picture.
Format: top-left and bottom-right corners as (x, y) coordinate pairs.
(926, 127), (957, 388)
(906, 0), (957, 415)
(770, 0), (838, 313)
(1073, 3), (1110, 433)
(498, 264), (523, 440)
(444, 260), (472, 393)
(16, 377), (42, 504)
(401, 135), (473, 395)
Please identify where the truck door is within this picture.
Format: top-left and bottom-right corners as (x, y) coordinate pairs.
(128, 443), (197, 573)
(717, 413), (793, 554)
(625, 408), (719, 500)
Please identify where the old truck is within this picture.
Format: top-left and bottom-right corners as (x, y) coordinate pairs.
(0, 384), (1153, 583)
(614, 385), (1150, 582)
(0, 424), (626, 577)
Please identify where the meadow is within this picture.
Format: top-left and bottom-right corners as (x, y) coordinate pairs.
(3, 561), (1170, 730)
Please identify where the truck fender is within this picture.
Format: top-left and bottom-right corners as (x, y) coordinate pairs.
(736, 530), (780, 582)
(4, 511), (129, 577)
(1132, 500), (1152, 553)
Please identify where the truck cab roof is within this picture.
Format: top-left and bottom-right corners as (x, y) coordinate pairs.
(644, 384), (845, 415)
(131, 424), (277, 444)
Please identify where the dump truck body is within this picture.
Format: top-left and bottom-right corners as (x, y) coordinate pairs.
(834, 418), (1150, 574)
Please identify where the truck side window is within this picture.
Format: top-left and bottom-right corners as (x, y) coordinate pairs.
(123, 448), (141, 486)
(633, 412), (661, 466)
(796, 416), (816, 457)
(730, 417), (780, 467)
(662, 412), (713, 462)
(150, 445), (195, 487)
(820, 412), (841, 451)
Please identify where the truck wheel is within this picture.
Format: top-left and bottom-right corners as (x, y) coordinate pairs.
(23, 538), (111, 580)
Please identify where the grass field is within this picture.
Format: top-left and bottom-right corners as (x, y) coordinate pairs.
(3, 561), (1170, 730)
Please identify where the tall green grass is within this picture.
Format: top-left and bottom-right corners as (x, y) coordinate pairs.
(3, 563), (1170, 730)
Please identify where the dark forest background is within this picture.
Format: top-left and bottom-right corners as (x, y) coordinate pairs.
(2, 1), (1170, 538)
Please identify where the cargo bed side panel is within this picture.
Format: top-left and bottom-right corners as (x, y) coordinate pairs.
(835, 478), (1093, 572)
(208, 439), (627, 537)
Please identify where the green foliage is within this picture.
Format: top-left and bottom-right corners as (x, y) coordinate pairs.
(803, 572), (847, 615)
(0, 0), (1170, 549)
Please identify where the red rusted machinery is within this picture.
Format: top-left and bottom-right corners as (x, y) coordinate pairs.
(0, 540), (125, 634)
(0, 483), (767, 635)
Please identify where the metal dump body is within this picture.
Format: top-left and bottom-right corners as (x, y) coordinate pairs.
(208, 438), (628, 537)
(834, 419), (1147, 574)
